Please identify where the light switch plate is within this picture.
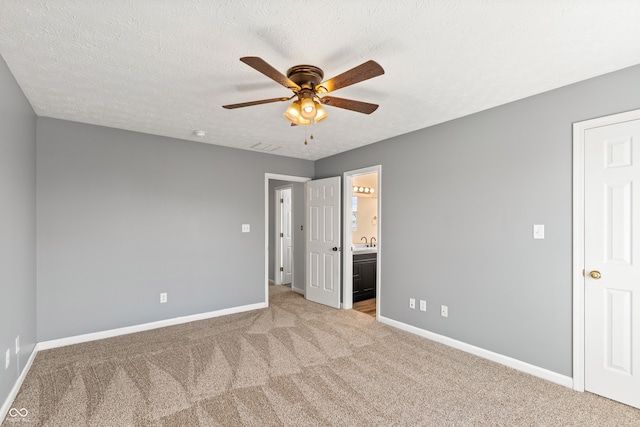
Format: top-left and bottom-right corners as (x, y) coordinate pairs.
(242, 224), (250, 233)
(419, 300), (427, 312)
(533, 224), (544, 239)
(440, 305), (448, 317)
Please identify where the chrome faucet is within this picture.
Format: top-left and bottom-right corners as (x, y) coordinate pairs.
(361, 236), (368, 246)
(370, 237), (377, 247)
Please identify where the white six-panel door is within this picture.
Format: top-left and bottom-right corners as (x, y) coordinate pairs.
(305, 177), (341, 308)
(584, 117), (640, 409)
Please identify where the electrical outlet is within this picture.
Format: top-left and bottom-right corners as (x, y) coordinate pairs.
(160, 292), (167, 303)
(15, 335), (20, 354)
(440, 305), (448, 317)
(409, 298), (416, 309)
(419, 300), (427, 312)
(5, 349), (9, 369)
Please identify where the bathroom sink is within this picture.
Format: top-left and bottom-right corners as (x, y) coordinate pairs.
(353, 246), (377, 254)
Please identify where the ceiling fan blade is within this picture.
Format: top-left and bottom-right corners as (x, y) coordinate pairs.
(222, 96), (291, 109)
(317, 60), (384, 93)
(319, 96), (379, 114)
(240, 57), (301, 91)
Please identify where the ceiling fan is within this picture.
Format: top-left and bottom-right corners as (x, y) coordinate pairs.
(222, 57), (384, 126)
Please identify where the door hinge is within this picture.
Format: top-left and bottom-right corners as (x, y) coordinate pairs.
(280, 267), (284, 272)
(280, 198), (284, 203)
(280, 232), (284, 237)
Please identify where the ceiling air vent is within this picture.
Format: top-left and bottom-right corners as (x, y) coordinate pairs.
(250, 142), (281, 152)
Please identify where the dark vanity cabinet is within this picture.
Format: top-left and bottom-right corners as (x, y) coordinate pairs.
(353, 252), (377, 302)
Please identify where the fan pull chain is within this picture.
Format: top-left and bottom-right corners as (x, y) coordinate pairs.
(303, 124), (315, 145)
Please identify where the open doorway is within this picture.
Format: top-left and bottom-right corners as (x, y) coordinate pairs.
(265, 174), (310, 304)
(343, 166), (381, 318)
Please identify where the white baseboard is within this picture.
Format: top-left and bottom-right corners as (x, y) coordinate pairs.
(38, 302), (266, 350)
(378, 315), (573, 389)
(0, 345), (39, 423)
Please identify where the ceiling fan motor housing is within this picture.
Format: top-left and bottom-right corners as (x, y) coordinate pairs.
(286, 65), (324, 90)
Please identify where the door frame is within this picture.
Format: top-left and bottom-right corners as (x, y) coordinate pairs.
(274, 184), (293, 285)
(343, 165), (381, 315)
(572, 108), (640, 392)
(265, 173), (311, 305)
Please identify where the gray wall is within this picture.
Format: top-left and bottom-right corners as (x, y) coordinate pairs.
(36, 118), (314, 341)
(315, 64), (640, 377)
(268, 180), (306, 290)
(0, 57), (37, 407)
(4, 50), (639, 410)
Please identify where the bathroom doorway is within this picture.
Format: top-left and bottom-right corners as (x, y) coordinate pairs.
(343, 166), (381, 318)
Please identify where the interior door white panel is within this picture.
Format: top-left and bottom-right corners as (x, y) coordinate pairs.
(584, 118), (640, 409)
(305, 176), (341, 308)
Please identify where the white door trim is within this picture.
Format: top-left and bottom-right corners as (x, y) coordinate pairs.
(265, 173), (311, 305)
(572, 108), (640, 392)
(343, 165), (381, 316)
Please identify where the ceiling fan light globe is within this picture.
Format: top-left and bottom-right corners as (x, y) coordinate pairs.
(283, 101), (302, 123)
(314, 104), (328, 123)
(296, 116), (312, 126)
(300, 97), (317, 119)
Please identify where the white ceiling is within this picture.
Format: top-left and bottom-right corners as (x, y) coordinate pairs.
(1, 1), (640, 161)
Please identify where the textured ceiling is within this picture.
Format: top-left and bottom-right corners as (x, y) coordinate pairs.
(1, 1), (640, 160)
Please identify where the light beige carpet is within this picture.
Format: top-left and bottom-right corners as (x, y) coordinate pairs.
(3, 285), (639, 426)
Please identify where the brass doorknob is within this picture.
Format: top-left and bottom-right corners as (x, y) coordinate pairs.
(589, 270), (602, 280)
